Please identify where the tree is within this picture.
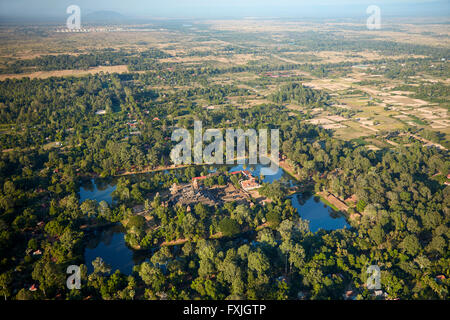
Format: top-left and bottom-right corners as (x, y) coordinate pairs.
(426, 235), (445, 255)
(0, 271), (12, 300)
(259, 181), (286, 202)
(233, 205), (250, 225)
(218, 258), (240, 286)
(191, 277), (207, 296)
(182, 213), (197, 239)
(248, 250), (270, 275)
(16, 288), (37, 300)
(31, 257), (65, 296)
(266, 211), (281, 228)
(3, 180), (15, 195)
(80, 199), (98, 218)
(217, 175), (226, 186)
(151, 193), (161, 209)
(194, 203), (208, 220)
(127, 215), (146, 231)
(138, 262), (165, 292)
(219, 217), (240, 237)
(103, 270), (127, 299)
(204, 279), (220, 299)
(369, 224), (385, 246)
(151, 247), (173, 266)
(92, 257), (111, 275)
(196, 240), (217, 278)
(28, 238), (38, 251)
(257, 228), (276, 247)
(98, 201), (112, 219)
(131, 184), (144, 202)
(44, 220), (65, 237)
(401, 235), (421, 256)
(356, 199), (367, 213)
(289, 243), (306, 270)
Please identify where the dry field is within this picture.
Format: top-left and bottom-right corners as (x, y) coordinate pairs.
(159, 53), (261, 66)
(295, 62), (448, 144)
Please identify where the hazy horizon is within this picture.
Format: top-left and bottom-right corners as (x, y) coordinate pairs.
(0, 0), (449, 22)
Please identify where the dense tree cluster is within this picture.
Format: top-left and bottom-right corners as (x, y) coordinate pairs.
(0, 49), (172, 74)
(270, 83), (330, 106)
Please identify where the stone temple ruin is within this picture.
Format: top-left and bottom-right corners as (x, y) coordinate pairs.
(169, 182), (219, 208)
(167, 171), (261, 209)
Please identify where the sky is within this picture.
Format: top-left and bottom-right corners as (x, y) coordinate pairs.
(0, 0), (449, 20)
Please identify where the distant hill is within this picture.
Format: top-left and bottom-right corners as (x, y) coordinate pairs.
(84, 11), (127, 23)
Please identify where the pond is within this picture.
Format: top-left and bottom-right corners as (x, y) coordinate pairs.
(84, 225), (149, 275)
(79, 179), (117, 205)
(291, 193), (349, 233)
(81, 163), (350, 273)
(227, 164), (348, 232)
(229, 163), (286, 184)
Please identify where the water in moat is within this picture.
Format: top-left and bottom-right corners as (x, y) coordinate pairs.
(81, 164), (349, 274)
